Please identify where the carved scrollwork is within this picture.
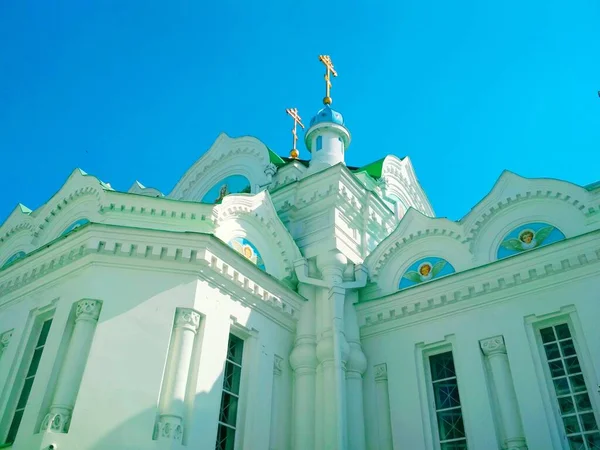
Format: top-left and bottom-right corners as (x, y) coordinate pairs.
(75, 299), (102, 322)
(0, 329), (13, 357)
(273, 355), (283, 376)
(480, 335), (507, 356)
(155, 415), (183, 442)
(40, 407), (72, 434)
(374, 363), (388, 381)
(174, 308), (201, 333)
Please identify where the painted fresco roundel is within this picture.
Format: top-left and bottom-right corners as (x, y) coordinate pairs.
(399, 257), (455, 289)
(496, 222), (565, 260)
(228, 237), (266, 271)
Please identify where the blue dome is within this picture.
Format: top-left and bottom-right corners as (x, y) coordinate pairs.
(309, 106), (344, 127)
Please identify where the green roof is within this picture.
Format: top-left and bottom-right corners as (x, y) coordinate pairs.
(585, 180), (600, 192)
(353, 158), (385, 179)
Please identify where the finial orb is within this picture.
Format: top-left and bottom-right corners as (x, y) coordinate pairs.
(290, 148), (299, 159)
(323, 96), (332, 105)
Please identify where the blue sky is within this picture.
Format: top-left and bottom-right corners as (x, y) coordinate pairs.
(1, 1), (598, 223)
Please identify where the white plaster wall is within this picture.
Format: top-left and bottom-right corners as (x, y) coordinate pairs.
(360, 272), (600, 450)
(0, 264), (294, 450)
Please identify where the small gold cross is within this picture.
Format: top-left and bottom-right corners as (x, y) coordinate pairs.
(286, 107), (305, 159)
(319, 55), (338, 105)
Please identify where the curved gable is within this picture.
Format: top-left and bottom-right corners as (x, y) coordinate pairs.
(213, 191), (302, 281)
(381, 156), (435, 218)
(462, 171), (591, 263)
(365, 208), (471, 295)
(169, 133), (273, 202)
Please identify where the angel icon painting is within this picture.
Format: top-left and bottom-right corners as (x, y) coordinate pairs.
(228, 237), (266, 271)
(399, 257), (456, 289)
(497, 222), (565, 259)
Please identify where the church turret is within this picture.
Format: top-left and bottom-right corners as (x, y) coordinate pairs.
(304, 55), (351, 175)
(305, 106), (351, 174)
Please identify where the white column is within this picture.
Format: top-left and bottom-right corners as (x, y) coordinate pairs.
(480, 336), (528, 450)
(155, 308), (201, 442)
(269, 355), (283, 450)
(345, 294), (367, 450)
(374, 363), (393, 450)
(290, 284), (317, 450)
(41, 299), (102, 433)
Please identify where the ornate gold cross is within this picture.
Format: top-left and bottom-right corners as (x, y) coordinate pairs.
(286, 107), (305, 159)
(319, 55), (337, 105)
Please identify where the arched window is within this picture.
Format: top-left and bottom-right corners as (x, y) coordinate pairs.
(2, 251), (26, 269)
(61, 218), (90, 236)
(316, 136), (323, 151)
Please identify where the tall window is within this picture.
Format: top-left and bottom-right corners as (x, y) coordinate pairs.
(316, 136), (323, 151)
(5, 319), (53, 445)
(215, 334), (244, 450)
(540, 323), (599, 449)
(429, 351), (468, 450)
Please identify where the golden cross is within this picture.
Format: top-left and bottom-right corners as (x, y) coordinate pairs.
(286, 107), (305, 159)
(319, 55), (338, 105)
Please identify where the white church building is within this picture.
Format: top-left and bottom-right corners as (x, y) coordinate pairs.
(0, 61), (599, 450)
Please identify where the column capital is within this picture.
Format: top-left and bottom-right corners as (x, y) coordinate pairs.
(40, 405), (72, 434)
(75, 299), (102, 322)
(273, 355), (283, 376)
(374, 363), (388, 381)
(480, 335), (507, 356)
(0, 329), (13, 355)
(174, 308), (201, 333)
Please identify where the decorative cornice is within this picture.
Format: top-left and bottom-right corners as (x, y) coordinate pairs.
(174, 308), (201, 333)
(0, 329), (13, 356)
(75, 299), (102, 322)
(273, 354), (283, 376)
(358, 231), (600, 334)
(374, 363), (388, 381)
(480, 335), (506, 356)
(0, 225), (304, 330)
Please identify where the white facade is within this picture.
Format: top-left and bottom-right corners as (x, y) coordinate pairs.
(0, 116), (599, 450)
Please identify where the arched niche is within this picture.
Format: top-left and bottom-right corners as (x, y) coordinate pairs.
(398, 256), (456, 289)
(61, 218), (91, 236)
(228, 237), (266, 271)
(201, 175), (251, 204)
(1, 251), (27, 269)
(496, 221), (565, 260)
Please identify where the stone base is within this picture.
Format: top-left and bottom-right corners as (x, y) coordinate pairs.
(505, 437), (528, 450)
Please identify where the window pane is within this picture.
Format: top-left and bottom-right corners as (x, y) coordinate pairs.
(568, 435), (585, 450)
(37, 319), (53, 346)
(575, 393), (592, 412)
(569, 375), (586, 393)
(433, 381), (461, 410)
(549, 360), (565, 378)
(544, 343), (561, 360)
(219, 392), (239, 427)
(558, 397), (575, 415)
(565, 356), (581, 375)
(553, 377), (571, 396)
(27, 347), (44, 377)
(6, 409), (24, 444)
(586, 433), (600, 450)
(215, 424), (236, 450)
(223, 361), (242, 395)
(555, 323), (571, 340)
(16, 377), (34, 410)
(563, 415), (581, 434)
(581, 412), (599, 431)
(227, 335), (244, 365)
(540, 327), (556, 343)
(430, 352), (455, 381)
(560, 340), (577, 358)
(437, 410), (466, 440)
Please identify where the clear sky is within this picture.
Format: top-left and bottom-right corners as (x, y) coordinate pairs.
(1, 1), (598, 223)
